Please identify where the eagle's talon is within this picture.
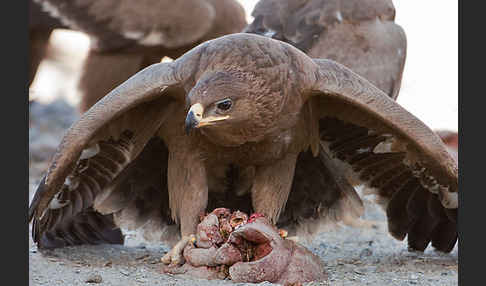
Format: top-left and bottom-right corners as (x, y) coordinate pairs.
(162, 234), (196, 265)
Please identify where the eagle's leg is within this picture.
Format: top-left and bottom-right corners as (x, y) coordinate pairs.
(251, 153), (299, 224)
(162, 147), (208, 265)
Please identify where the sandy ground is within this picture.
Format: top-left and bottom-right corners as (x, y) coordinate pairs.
(28, 99), (458, 286)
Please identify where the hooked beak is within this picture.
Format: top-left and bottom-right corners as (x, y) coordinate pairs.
(185, 103), (229, 134)
(185, 103), (204, 134)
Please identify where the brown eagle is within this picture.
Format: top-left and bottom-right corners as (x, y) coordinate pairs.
(33, 0), (247, 112)
(244, 0), (406, 100)
(29, 34), (458, 265)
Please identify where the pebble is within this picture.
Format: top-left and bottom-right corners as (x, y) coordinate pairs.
(85, 274), (102, 283)
(360, 248), (373, 258)
(120, 269), (132, 276)
(135, 254), (150, 260)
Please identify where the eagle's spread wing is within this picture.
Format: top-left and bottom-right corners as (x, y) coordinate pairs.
(28, 63), (184, 248)
(36, 0), (220, 51)
(298, 58), (457, 252)
(245, 0), (406, 99)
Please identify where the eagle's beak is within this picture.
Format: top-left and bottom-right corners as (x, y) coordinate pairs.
(185, 103), (204, 134)
(185, 103), (229, 134)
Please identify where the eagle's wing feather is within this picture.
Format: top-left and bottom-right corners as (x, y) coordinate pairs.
(97, 136), (181, 246)
(302, 58), (457, 252)
(35, 0), (217, 51)
(29, 63), (183, 248)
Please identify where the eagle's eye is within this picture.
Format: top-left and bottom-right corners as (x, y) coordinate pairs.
(216, 99), (232, 111)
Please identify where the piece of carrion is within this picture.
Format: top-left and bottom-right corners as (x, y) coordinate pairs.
(162, 209), (328, 285)
(28, 34), (457, 262)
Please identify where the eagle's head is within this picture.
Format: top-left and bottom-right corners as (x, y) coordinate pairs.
(183, 67), (287, 146)
(182, 41), (306, 147)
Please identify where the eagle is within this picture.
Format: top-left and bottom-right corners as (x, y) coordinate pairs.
(28, 34), (458, 266)
(32, 0), (247, 112)
(244, 0), (406, 100)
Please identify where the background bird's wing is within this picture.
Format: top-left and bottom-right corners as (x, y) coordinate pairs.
(301, 58), (457, 252)
(29, 0), (67, 85)
(36, 0), (217, 51)
(245, 0), (406, 99)
(28, 63), (183, 248)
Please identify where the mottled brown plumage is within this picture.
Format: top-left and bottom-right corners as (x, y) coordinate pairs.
(34, 0), (247, 112)
(244, 0), (406, 99)
(29, 35), (457, 262)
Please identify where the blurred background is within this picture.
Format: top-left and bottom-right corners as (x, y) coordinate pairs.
(29, 0), (458, 132)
